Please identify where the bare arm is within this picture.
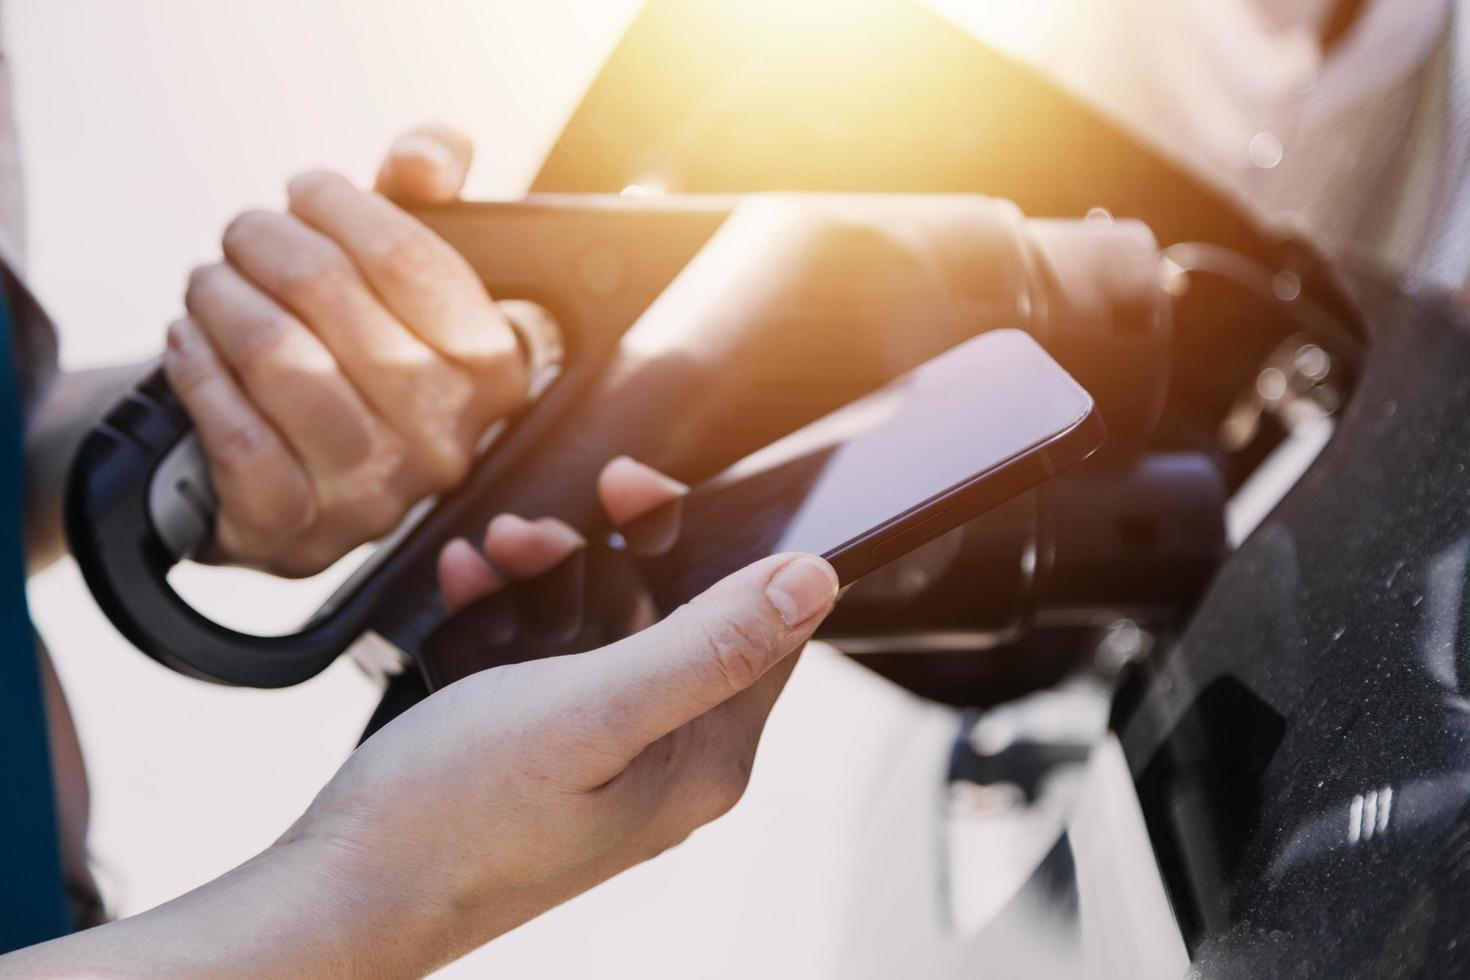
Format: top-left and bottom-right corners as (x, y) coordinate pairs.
(0, 835), (430, 979)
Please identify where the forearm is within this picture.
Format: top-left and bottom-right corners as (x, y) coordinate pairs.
(24, 363), (145, 573)
(0, 833), (452, 980)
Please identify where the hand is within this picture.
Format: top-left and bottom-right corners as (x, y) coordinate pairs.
(163, 124), (526, 577)
(286, 457), (838, 974)
(0, 457), (837, 978)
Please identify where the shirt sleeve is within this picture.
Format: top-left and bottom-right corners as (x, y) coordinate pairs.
(0, 43), (59, 423)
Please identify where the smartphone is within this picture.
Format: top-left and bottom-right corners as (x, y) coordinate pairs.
(629, 328), (1104, 602)
(419, 329), (1103, 688)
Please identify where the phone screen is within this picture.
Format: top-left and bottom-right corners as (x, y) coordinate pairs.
(632, 329), (1101, 605)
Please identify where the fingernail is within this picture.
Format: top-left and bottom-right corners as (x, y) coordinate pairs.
(765, 557), (838, 628)
(608, 456), (690, 499)
(485, 513), (586, 555)
(533, 516), (587, 550)
(392, 132), (457, 171)
(390, 134), (461, 198)
(487, 513), (536, 537)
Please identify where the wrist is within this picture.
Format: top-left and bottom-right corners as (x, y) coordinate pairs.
(281, 798), (575, 973)
(263, 819), (458, 979)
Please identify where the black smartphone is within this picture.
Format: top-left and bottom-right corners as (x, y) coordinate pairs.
(627, 328), (1104, 604)
(420, 329), (1103, 688)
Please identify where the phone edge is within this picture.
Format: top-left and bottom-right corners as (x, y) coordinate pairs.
(821, 401), (1106, 584)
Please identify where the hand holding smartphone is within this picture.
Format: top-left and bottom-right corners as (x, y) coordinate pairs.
(421, 330), (1103, 688)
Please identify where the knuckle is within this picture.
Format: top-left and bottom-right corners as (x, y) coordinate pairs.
(227, 310), (296, 379)
(365, 227), (445, 288)
(276, 243), (353, 308)
(693, 611), (771, 695)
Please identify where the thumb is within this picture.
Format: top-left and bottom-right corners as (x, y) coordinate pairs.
(582, 553), (838, 762)
(374, 123), (473, 203)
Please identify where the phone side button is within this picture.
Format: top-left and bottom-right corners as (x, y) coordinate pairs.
(869, 509), (950, 561)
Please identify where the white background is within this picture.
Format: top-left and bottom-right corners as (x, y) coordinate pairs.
(7, 2), (947, 976)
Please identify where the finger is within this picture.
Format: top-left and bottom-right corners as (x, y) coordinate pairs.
(480, 514), (589, 645)
(597, 456), (688, 528)
(579, 553), (838, 769)
(162, 317), (316, 564)
(438, 538), (505, 615)
(600, 456), (687, 556)
(287, 169), (524, 392)
(374, 124), (473, 203)
(184, 262), (400, 482)
(482, 514), (586, 580)
(221, 209), (480, 487)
